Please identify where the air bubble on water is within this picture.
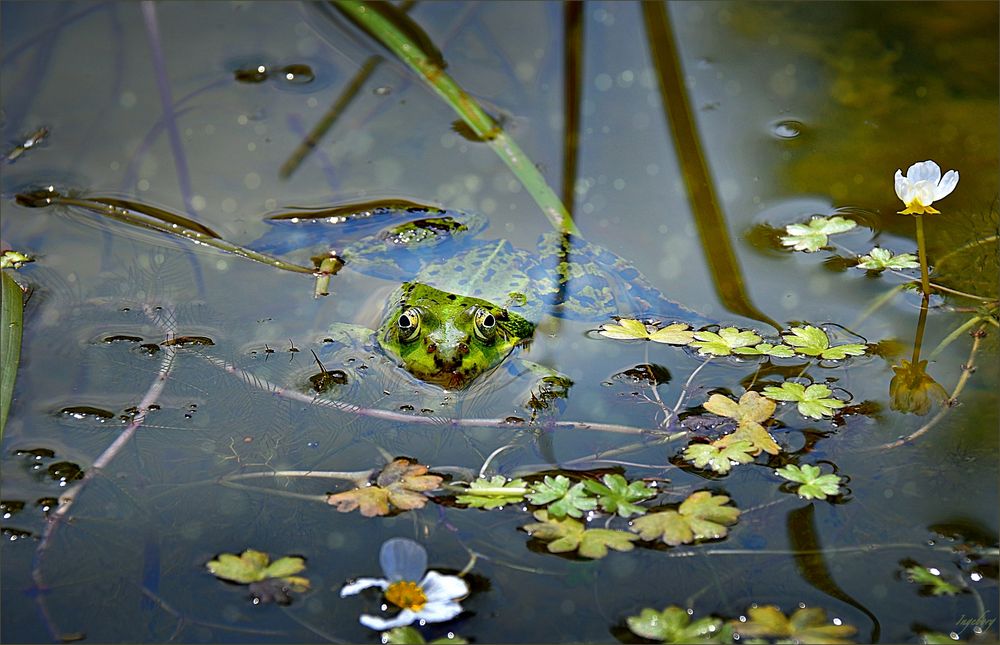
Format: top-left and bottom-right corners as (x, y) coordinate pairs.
(770, 119), (803, 140)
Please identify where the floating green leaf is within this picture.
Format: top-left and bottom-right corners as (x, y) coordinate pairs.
(781, 325), (867, 360)
(857, 247), (920, 271)
(734, 342), (797, 358)
(683, 440), (756, 474)
(703, 391), (775, 426)
(0, 251), (33, 270)
(327, 459), (443, 517)
(780, 216), (857, 252)
(762, 382), (846, 419)
(776, 464), (843, 500)
(207, 549), (309, 595)
(905, 565), (962, 596)
(630, 491), (740, 546)
(598, 319), (694, 345)
(454, 476), (528, 509)
(1, 271), (25, 438)
(582, 474), (656, 518)
(716, 422), (781, 456)
(732, 605), (856, 643)
(384, 627), (468, 644)
(690, 328), (763, 356)
(626, 606), (731, 643)
(527, 475), (597, 518)
(522, 510), (639, 558)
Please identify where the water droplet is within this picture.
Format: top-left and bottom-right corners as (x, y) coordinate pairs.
(59, 406), (116, 422)
(770, 119), (803, 140)
(47, 461), (84, 484)
(373, 85), (392, 96)
(280, 64), (314, 84)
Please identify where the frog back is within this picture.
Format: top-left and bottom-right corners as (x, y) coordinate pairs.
(532, 232), (709, 325)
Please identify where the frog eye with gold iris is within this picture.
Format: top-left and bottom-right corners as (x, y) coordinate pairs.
(472, 306), (497, 343)
(396, 307), (424, 342)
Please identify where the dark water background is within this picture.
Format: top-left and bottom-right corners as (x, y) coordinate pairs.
(1, 2), (997, 642)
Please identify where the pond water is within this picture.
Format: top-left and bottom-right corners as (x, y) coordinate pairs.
(1, 2), (997, 643)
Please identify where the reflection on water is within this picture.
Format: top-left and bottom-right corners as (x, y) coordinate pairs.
(1, 2), (997, 643)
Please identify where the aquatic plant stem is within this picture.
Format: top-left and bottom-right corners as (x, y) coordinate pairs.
(334, 0), (578, 236)
(874, 323), (986, 450)
(31, 304), (177, 641)
(910, 292), (930, 365)
(913, 214), (932, 299)
(141, 2), (196, 216)
(198, 353), (666, 436)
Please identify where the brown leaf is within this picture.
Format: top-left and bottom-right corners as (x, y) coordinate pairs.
(327, 486), (390, 517)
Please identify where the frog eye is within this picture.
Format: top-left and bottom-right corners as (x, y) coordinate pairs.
(473, 307), (497, 342)
(397, 307), (423, 342)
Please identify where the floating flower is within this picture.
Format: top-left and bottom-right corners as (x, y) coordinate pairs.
(894, 160), (958, 215)
(341, 538), (468, 630)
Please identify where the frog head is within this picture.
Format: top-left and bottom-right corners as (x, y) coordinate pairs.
(377, 282), (535, 389)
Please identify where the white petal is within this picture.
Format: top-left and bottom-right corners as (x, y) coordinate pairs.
(894, 169), (908, 201)
(340, 577), (388, 597)
(912, 180), (936, 206)
(907, 160), (940, 184)
(360, 610), (417, 630)
(419, 571), (469, 603)
(414, 599), (464, 624)
(934, 169), (959, 199)
(379, 538), (427, 582)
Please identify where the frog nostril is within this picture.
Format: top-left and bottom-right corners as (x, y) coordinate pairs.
(458, 342), (470, 356)
(427, 342), (437, 354)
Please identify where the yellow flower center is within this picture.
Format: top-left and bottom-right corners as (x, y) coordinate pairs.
(385, 580), (427, 611)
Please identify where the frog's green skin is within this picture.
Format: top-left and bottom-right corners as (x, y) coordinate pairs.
(378, 282), (534, 389)
(256, 207), (706, 390)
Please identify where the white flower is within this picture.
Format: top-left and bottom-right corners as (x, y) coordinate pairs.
(340, 538), (468, 631)
(894, 160), (958, 215)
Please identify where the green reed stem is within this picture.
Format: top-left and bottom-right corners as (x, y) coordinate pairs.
(334, 0), (578, 236)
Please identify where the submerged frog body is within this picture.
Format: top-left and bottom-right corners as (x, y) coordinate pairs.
(253, 204), (706, 389)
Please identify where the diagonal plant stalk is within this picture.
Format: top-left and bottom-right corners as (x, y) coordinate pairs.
(197, 352), (679, 437)
(32, 304), (177, 642)
(641, 2), (779, 330)
(333, 0), (578, 236)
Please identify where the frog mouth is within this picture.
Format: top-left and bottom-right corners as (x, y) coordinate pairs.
(421, 368), (477, 390)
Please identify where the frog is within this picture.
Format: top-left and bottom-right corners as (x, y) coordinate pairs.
(252, 202), (708, 391)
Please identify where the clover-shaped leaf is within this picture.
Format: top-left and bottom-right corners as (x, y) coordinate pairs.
(857, 247), (920, 271)
(704, 391), (775, 426)
(582, 474), (656, 518)
(762, 382), (846, 419)
(683, 440), (756, 474)
(630, 491), (740, 546)
(599, 319), (695, 345)
(522, 510), (638, 558)
(626, 606), (731, 643)
(780, 216), (857, 252)
(734, 342), (797, 358)
(527, 475), (597, 519)
(690, 328), (762, 356)
(326, 459), (443, 517)
(782, 326), (866, 360)
(733, 605), (857, 643)
(776, 464), (842, 500)
(716, 422), (781, 456)
(0, 250), (33, 270)
(905, 565), (962, 596)
(454, 476), (528, 509)
(207, 549), (310, 604)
